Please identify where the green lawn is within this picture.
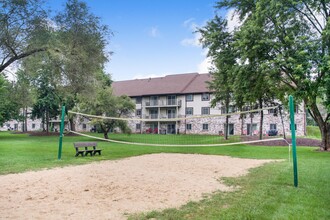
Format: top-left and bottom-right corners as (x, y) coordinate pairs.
(81, 132), (250, 145)
(0, 131), (329, 219)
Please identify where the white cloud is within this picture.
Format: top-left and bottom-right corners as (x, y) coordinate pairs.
(181, 18), (205, 47)
(149, 26), (160, 37)
(181, 32), (202, 47)
(197, 56), (212, 73)
(133, 73), (166, 79)
(226, 9), (244, 32)
(183, 18), (195, 28)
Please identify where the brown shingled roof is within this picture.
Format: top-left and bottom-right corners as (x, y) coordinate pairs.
(112, 73), (212, 97)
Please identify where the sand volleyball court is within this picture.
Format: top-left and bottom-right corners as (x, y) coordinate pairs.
(0, 153), (276, 219)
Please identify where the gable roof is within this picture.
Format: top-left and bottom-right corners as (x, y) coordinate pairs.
(113, 73), (211, 97)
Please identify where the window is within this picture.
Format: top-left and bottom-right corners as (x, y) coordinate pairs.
(202, 93), (210, 101)
(270, 124), (277, 130)
(136, 109), (142, 116)
(186, 107), (193, 115)
(167, 95), (176, 105)
(82, 124), (87, 130)
(135, 97), (142, 104)
(150, 109), (158, 119)
(150, 96), (158, 106)
(136, 124), (141, 130)
(221, 107), (226, 114)
(202, 123), (209, 130)
(247, 123), (258, 135)
(186, 124), (192, 130)
(186, 94), (194, 102)
(167, 109), (176, 118)
(32, 124), (36, 129)
(268, 109), (275, 114)
(221, 106), (236, 113)
(228, 106), (236, 113)
(201, 107), (210, 115)
(225, 123), (234, 135)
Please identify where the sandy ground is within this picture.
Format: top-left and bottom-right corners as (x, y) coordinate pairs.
(0, 153), (276, 219)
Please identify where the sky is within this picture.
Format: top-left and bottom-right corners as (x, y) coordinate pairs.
(45, 0), (233, 81)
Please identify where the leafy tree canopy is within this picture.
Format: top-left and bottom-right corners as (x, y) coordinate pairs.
(205, 0), (330, 150)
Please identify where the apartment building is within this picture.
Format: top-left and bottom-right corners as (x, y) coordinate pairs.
(1, 73), (306, 136)
(113, 73), (306, 136)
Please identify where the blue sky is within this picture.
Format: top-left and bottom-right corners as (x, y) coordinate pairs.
(48, 0), (230, 81)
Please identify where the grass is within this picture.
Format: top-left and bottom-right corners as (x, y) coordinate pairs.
(306, 125), (321, 139)
(0, 131), (329, 219)
(86, 132), (249, 145)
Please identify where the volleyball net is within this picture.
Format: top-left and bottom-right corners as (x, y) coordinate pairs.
(67, 105), (287, 147)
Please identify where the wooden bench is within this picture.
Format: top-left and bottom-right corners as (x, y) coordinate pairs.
(73, 142), (102, 157)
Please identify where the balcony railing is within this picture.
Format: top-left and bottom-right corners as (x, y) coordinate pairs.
(143, 114), (183, 120)
(145, 100), (182, 107)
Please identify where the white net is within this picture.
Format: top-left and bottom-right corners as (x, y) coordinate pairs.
(68, 106), (286, 147)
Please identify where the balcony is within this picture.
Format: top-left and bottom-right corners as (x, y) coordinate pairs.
(145, 100), (182, 108)
(143, 114), (183, 121)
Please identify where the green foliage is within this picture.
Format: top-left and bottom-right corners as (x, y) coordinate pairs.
(78, 86), (135, 139)
(199, 16), (235, 108)
(203, 0), (330, 150)
(54, 0), (110, 96)
(30, 72), (61, 129)
(0, 0), (49, 72)
(0, 76), (20, 125)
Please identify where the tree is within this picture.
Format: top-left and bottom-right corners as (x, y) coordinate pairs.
(11, 69), (36, 132)
(78, 81), (135, 139)
(214, 0), (330, 150)
(233, 20), (278, 139)
(0, 75), (19, 126)
(30, 67), (61, 133)
(199, 16), (237, 140)
(0, 0), (49, 73)
(54, 0), (111, 130)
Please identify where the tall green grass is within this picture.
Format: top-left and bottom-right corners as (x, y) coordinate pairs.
(0, 131), (329, 219)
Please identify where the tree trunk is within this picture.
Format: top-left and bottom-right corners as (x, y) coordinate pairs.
(69, 118), (75, 131)
(22, 110), (25, 132)
(259, 99), (263, 140)
(309, 101), (330, 151)
(103, 132), (109, 139)
(101, 125), (110, 139)
(24, 107), (28, 132)
(42, 113), (45, 131)
(240, 114), (244, 135)
(320, 122), (330, 151)
(279, 106), (286, 139)
(250, 113), (253, 136)
(224, 98), (230, 140)
(225, 115), (229, 140)
(46, 110), (49, 133)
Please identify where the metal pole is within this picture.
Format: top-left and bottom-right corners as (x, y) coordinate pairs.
(58, 105), (66, 160)
(289, 95), (298, 187)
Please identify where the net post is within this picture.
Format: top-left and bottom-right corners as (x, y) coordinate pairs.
(289, 95), (298, 187)
(58, 105), (66, 160)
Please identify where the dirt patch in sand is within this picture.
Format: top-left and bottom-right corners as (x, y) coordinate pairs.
(0, 153), (277, 219)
